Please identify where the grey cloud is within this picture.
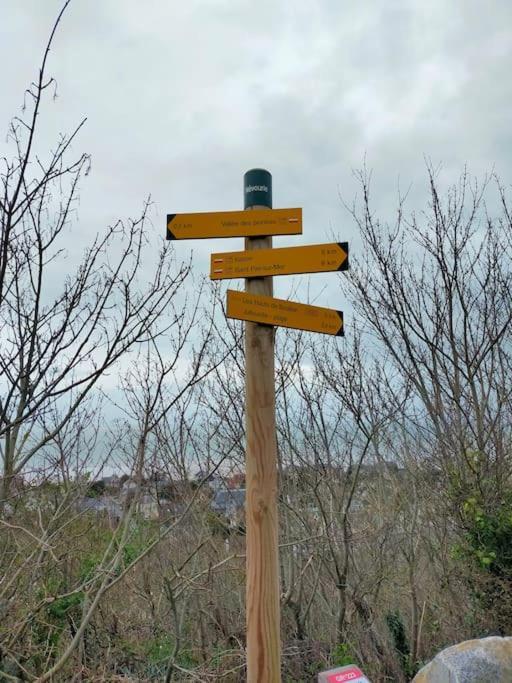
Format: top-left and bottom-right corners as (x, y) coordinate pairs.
(1, 0), (511, 316)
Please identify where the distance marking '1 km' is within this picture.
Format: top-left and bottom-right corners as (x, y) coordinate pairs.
(226, 290), (344, 336)
(166, 208), (302, 240)
(211, 242), (348, 280)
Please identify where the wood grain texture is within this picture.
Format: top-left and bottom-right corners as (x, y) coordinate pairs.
(244, 208), (281, 682)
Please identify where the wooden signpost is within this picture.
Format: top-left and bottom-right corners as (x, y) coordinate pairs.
(226, 289), (344, 336)
(166, 207), (302, 240)
(210, 241), (348, 279)
(166, 169), (349, 683)
(242, 181), (280, 682)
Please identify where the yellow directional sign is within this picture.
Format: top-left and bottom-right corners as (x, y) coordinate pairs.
(166, 208), (302, 240)
(211, 242), (348, 280)
(226, 290), (344, 336)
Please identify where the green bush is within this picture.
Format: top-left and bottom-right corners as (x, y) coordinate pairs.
(46, 592), (84, 621)
(386, 610), (416, 677)
(332, 642), (355, 666)
(462, 495), (512, 576)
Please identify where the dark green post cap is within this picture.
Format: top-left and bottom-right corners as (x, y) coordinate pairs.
(244, 168), (272, 209)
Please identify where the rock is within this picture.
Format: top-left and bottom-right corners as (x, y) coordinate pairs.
(412, 636), (512, 682)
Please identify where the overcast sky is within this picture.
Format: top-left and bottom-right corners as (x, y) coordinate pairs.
(2, 0), (512, 307)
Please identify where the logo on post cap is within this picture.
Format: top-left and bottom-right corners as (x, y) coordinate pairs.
(245, 185), (268, 193)
(244, 168), (272, 209)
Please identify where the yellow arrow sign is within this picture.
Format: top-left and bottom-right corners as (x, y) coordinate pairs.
(226, 290), (344, 336)
(166, 208), (302, 240)
(211, 242), (348, 280)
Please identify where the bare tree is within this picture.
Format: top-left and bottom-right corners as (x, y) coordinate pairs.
(345, 165), (512, 498)
(344, 163), (512, 643)
(0, 2), (191, 509)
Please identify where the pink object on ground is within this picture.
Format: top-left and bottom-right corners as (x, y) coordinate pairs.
(318, 664), (370, 682)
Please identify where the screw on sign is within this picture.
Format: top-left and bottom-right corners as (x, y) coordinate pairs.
(318, 664), (371, 683)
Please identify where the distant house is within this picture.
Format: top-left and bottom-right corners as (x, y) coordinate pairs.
(138, 494), (159, 520)
(207, 476), (225, 493)
(227, 472), (245, 489)
(121, 478), (138, 499)
(77, 496), (122, 523)
(100, 475), (120, 490)
(211, 488), (245, 519)
(356, 460), (402, 479)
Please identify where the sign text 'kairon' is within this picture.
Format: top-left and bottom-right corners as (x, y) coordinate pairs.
(226, 290), (344, 337)
(211, 242), (348, 280)
(167, 208), (302, 240)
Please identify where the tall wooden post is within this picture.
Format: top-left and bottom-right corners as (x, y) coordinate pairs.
(244, 168), (281, 682)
